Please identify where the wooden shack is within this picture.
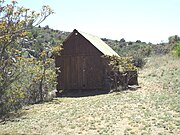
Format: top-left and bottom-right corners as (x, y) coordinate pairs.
(55, 29), (138, 95)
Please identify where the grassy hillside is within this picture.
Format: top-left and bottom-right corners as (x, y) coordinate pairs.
(31, 27), (173, 65)
(27, 26), (174, 61)
(0, 55), (179, 135)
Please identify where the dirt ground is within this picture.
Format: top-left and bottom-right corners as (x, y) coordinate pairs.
(0, 55), (179, 135)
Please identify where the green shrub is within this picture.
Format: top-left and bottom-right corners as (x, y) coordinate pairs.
(133, 56), (147, 68)
(102, 55), (137, 91)
(172, 43), (180, 57)
(0, 0), (54, 116)
(0, 57), (57, 116)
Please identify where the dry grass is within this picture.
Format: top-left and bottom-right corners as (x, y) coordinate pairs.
(0, 55), (179, 135)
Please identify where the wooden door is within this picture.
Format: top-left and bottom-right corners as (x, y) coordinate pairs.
(60, 55), (103, 90)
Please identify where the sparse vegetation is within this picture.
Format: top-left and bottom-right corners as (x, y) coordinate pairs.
(172, 42), (180, 57)
(0, 55), (179, 134)
(0, 0), (55, 116)
(0, 1), (179, 134)
(102, 55), (137, 91)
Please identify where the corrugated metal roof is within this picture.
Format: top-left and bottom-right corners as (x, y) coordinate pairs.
(76, 30), (119, 57)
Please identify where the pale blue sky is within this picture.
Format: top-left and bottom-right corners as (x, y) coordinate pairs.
(9, 0), (180, 43)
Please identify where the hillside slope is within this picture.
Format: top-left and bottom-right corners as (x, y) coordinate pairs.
(0, 55), (179, 135)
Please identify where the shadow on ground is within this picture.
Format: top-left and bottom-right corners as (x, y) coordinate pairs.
(56, 89), (111, 97)
(56, 85), (140, 97)
(0, 111), (28, 123)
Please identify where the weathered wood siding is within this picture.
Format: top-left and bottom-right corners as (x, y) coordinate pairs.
(55, 31), (104, 91)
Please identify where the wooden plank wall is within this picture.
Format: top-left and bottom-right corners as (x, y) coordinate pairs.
(58, 55), (103, 90)
(56, 31), (104, 90)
